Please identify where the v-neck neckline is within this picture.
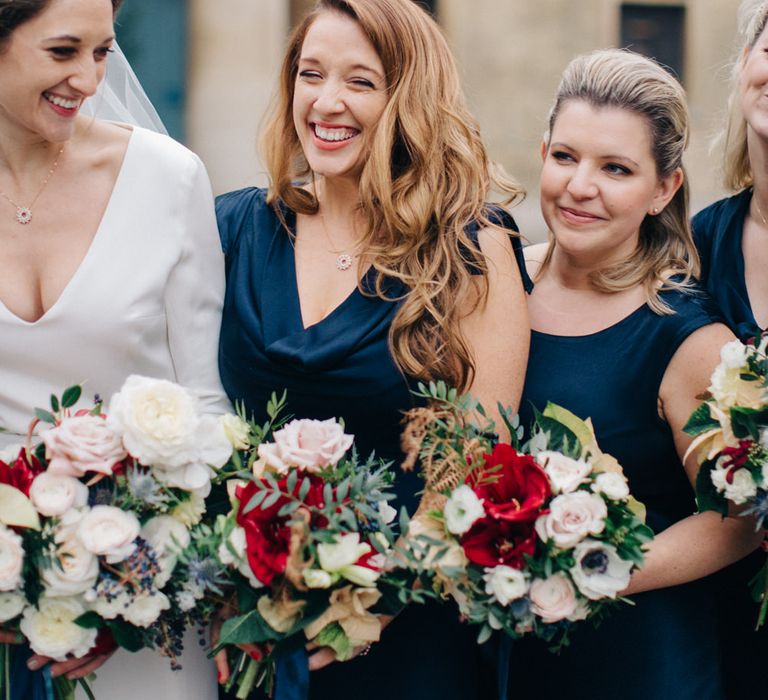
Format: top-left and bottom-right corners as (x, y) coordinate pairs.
(0, 126), (137, 327)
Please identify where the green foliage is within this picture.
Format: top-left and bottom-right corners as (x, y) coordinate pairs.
(695, 460), (729, 516)
(683, 402), (720, 437)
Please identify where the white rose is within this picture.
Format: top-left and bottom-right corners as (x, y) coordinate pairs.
(29, 473), (88, 517)
(217, 526), (263, 588)
(483, 566), (529, 606)
(121, 591), (170, 627)
(535, 492), (607, 549)
(709, 364), (765, 410)
(719, 340), (750, 370)
(0, 524), (24, 591)
(591, 472), (630, 501)
(107, 375), (232, 491)
(537, 451), (592, 494)
(42, 415), (126, 478)
(220, 414), (251, 451)
(317, 533), (370, 573)
(303, 569), (335, 589)
(77, 506), (140, 563)
(724, 468), (758, 505)
(90, 587), (130, 620)
(257, 418), (353, 474)
(140, 516), (191, 587)
(0, 591), (26, 622)
(570, 540), (633, 600)
(21, 596), (98, 661)
(444, 485), (485, 535)
(529, 573), (578, 623)
(43, 511), (99, 597)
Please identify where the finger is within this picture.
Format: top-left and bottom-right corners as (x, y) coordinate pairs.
(66, 654), (111, 680)
(214, 648), (230, 685)
(49, 655), (96, 678)
(307, 647), (336, 672)
(305, 641), (318, 652)
(26, 655), (52, 671)
(0, 630), (21, 644)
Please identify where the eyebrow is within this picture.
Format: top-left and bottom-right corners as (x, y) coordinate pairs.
(550, 142), (640, 169)
(43, 34), (115, 43)
(299, 55), (384, 81)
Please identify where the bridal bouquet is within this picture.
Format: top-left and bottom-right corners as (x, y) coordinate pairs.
(398, 383), (653, 649)
(0, 375), (238, 699)
(684, 334), (768, 626)
(212, 414), (406, 700)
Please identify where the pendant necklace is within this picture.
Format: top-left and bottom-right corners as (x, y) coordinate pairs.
(319, 212), (356, 271)
(0, 146), (65, 225)
(753, 192), (768, 228)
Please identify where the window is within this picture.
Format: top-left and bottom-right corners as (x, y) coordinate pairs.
(620, 4), (685, 82)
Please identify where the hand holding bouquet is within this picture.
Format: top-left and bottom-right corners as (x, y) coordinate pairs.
(398, 383), (652, 649)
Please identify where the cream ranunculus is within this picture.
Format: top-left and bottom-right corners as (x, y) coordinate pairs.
(529, 573), (578, 623)
(42, 510), (99, 597)
(483, 565), (529, 606)
(0, 524), (24, 591)
(29, 473), (88, 518)
(42, 415), (126, 478)
(719, 340), (750, 370)
(537, 451), (592, 494)
(257, 418), (353, 474)
(535, 491), (607, 549)
(220, 414), (251, 451)
(570, 540), (633, 600)
(709, 364), (766, 410)
(20, 596), (98, 661)
(444, 485), (485, 535)
(121, 591), (170, 627)
(140, 516), (191, 587)
(0, 591), (26, 623)
(591, 472), (630, 501)
(106, 375), (232, 492)
(77, 506), (140, 563)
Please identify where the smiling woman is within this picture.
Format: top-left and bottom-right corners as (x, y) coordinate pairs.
(0, 0), (229, 699)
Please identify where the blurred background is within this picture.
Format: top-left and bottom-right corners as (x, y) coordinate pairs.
(115, 0), (742, 241)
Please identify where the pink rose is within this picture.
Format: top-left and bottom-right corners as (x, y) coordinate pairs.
(257, 418), (354, 474)
(529, 573), (578, 623)
(43, 415), (127, 478)
(535, 491), (607, 549)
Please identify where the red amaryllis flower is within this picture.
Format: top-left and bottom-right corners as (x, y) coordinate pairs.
(236, 475), (326, 586)
(460, 444), (551, 568)
(0, 447), (44, 497)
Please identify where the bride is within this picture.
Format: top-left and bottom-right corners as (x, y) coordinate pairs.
(0, 0), (227, 697)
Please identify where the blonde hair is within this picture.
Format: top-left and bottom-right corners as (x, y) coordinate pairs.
(260, 0), (523, 390)
(720, 0), (768, 191)
(538, 49), (698, 315)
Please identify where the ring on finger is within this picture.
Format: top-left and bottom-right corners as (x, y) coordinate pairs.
(358, 643), (372, 657)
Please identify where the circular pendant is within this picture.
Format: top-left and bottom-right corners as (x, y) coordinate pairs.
(335, 253), (353, 271)
(15, 207), (32, 225)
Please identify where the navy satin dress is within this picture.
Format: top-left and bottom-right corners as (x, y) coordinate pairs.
(510, 288), (725, 700)
(693, 190), (768, 700)
(216, 187), (531, 700)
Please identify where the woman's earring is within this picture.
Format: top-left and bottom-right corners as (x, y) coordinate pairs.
(650, 207), (659, 215)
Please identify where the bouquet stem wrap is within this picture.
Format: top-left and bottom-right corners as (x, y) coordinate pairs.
(274, 648), (309, 700)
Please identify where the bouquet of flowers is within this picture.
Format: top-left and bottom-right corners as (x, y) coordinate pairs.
(684, 334), (768, 626)
(397, 383), (653, 650)
(0, 375), (239, 699)
(211, 410), (408, 700)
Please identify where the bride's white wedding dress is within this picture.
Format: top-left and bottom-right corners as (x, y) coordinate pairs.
(0, 125), (228, 700)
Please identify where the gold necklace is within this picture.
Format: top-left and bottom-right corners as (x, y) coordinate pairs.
(753, 192), (768, 228)
(0, 146), (65, 225)
(319, 212), (356, 271)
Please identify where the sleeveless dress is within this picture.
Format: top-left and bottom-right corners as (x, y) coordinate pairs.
(509, 288), (725, 700)
(692, 190), (768, 700)
(0, 126), (229, 700)
(216, 187), (531, 700)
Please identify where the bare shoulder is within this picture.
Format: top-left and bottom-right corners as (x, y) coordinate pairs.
(663, 322), (735, 396)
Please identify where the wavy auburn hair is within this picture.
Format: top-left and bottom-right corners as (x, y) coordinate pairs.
(538, 49), (697, 314)
(719, 0), (768, 191)
(260, 0), (523, 391)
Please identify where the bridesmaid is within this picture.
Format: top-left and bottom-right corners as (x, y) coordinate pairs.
(214, 0), (530, 698)
(691, 1), (768, 695)
(511, 49), (761, 700)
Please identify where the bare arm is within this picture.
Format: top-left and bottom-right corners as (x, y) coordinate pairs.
(624, 322), (763, 595)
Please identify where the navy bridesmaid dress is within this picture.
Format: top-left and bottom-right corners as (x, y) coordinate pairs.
(215, 187), (531, 700)
(693, 190), (768, 700)
(509, 288), (725, 700)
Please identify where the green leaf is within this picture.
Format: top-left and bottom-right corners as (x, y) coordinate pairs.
(218, 609), (279, 645)
(261, 491), (281, 510)
(298, 477), (311, 502)
(278, 500), (301, 517)
(74, 611), (104, 629)
(682, 402), (720, 437)
(286, 469), (298, 494)
(50, 394), (60, 413)
(34, 408), (55, 425)
(695, 461), (729, 516)
(312, 622), (353, 660)
(106, 619), (144, 652)
(61, 385), (82, 409)
(243, 489), (267, 514)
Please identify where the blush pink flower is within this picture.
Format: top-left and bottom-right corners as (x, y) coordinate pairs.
(43, 415), (127, 478)
(257, 418), (353, 474)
